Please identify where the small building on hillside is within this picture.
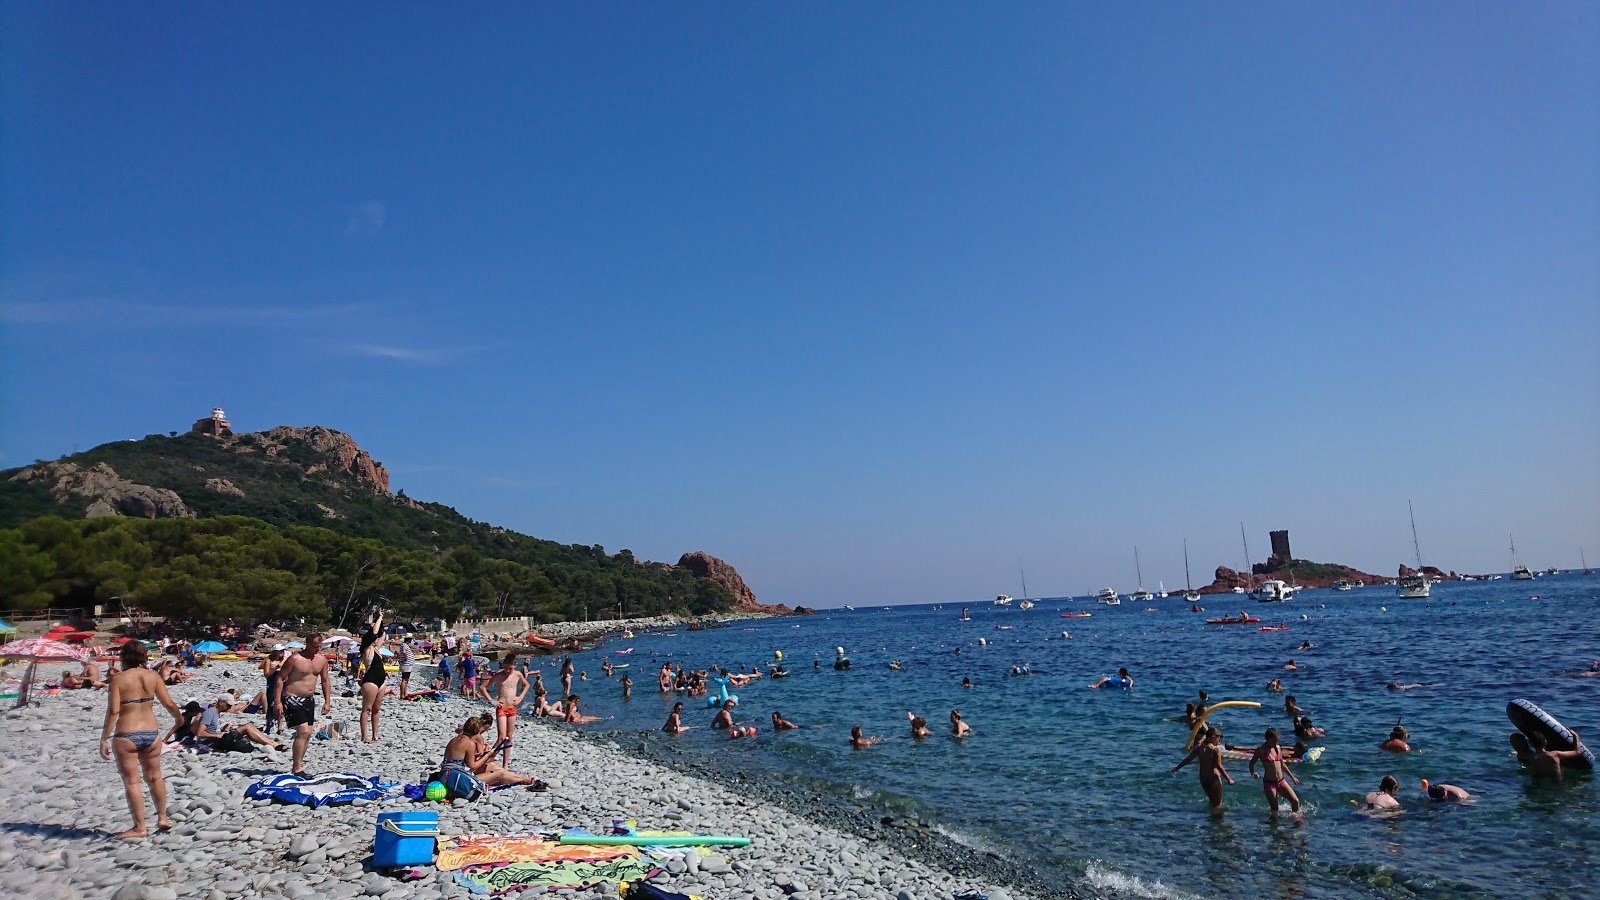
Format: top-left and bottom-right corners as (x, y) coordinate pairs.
(192, 407), (232, 436)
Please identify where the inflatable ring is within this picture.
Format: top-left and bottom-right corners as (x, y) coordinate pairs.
(1508, 699), (1595, 769)
(1185, 700), (1264, 749)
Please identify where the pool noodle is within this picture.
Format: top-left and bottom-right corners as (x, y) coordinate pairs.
(1184, 700), (1262, 749)
(560, 834), (751, 848)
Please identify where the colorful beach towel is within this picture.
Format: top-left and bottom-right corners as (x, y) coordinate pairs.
(451, 854), (659, 895)
(244, 772), (390, 808)
(437, 834), (602, 871)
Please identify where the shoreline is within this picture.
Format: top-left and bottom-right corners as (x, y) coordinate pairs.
(0, 660), (1058, 900)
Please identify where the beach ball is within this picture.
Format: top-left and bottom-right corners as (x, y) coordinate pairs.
(424, 782), (446, 802)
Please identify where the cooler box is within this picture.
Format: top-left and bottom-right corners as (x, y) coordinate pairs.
(373, 811), (438, 867)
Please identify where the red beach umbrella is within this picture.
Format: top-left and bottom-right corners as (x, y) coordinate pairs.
(0, 638), (87, 708)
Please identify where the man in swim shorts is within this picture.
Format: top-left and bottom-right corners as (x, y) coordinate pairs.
(397, 638), (416, 698)
(485, 655), (528, 768)
(274, 633), (333, 777)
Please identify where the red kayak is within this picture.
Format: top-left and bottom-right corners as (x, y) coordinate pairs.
(1060, 612), (1093, 619)
(1205, 616), (1261, 625)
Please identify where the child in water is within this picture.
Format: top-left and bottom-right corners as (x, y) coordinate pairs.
(849, 726), (878, 749)
(1249, 728), (1302, 815)
(1172, 727), (1234, 813)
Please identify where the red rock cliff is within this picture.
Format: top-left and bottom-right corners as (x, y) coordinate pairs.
(676, 551), (790, 614)
(253, 426), (390, 495)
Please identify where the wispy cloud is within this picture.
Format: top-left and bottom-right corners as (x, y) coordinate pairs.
(346, 343), (459, 365)
(343, 201), (387, 237)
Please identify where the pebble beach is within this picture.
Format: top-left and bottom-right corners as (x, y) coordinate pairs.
(0, 660), (1045, 900)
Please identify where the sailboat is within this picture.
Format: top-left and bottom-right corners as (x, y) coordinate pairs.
(1510, 534), (1534, 580)
(1157, 580), (1168, 599)
(1397, 502), (1430, 599)
(1017, 565), (1034, 609)
(1183, 540), (1201, 603)
(1235, 524), (1254, 594)
(1129, 547), (1154, 604)
(1583, 548), (1592, 576)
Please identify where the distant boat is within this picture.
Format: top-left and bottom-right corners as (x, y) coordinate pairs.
(1583, 548), (1593, 576)
(1129, 547), (1154, 604)
(1333, 579), (1354, 591)
(1397, 501), (1431, 599)
(1157, 581), (1168, 599)
(1098, 587), (1121, 606)
(841, 605), (855, 611)
(1545, 566), (1559, 576)
(1018, 600), (1035, 610)
(1182, 540), (1202, 604)
(994, 595), (1013, 606)
(1252, 579), (1297, 603)
(1510, 534), (1534, 580)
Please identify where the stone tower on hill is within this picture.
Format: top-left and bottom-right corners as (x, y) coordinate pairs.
(192, 407), (232, 436)
(1269, 530), (1292, 567)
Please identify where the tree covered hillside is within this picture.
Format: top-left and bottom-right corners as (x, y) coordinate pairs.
(0, 429), (737, 625)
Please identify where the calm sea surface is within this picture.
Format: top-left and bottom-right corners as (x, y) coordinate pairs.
(524, 576), (1597, 898)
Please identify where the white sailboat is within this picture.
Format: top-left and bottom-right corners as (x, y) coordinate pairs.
(1238, 523), (1255, 595)
(1583, 548), (1592, 576)
(1397, 501), (1430, 599)
(1183, 539), (1201, 604)
(1157, 580), (1168, 599)
(1510, 534), (1534, 580)
(1016, 565), (1034, 608)
(1129, 547), (1154, 604)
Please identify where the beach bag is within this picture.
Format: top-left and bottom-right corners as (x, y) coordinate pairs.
(217, 730), (255, 753)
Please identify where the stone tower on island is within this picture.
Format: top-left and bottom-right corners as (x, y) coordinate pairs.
(191, 406), (232, 436)
(1269, 530), (1292, 567)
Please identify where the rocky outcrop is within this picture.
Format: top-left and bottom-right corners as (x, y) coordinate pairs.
(1196, 561), (1389, 593)
(9, 462), (192, 520)
(252, 426), (390, 495)
(676, 551), (791, 614)
(205, 477), (244, 497)
(1399, 564), (1455, 581)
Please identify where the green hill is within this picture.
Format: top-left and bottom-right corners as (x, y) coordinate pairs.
(0, 426), (744, 628)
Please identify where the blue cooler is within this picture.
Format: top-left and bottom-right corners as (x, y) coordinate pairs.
(373, 811), (438, 867)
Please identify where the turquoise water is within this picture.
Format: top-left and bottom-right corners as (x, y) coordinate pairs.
(540, 576), (1598, 898)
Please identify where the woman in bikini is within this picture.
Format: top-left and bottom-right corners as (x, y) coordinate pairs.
(358, 613), (389, 744)
(99, 641), (183, 839)
(1249, 727), (1302, 814)
(258, 647), (285, 734)
(1173, 727), (1235, 813)
(441, 714), (535, 797)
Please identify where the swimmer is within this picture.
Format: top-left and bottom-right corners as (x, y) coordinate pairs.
(888, 660), (902, 671)
(907, 712), (931, 738)
(1172, 727), (1234, 813)
(771, 711), (797, 731)
(1284, 659), (1298, 671)
(950, 709), (971, 737)
(1090, 667), (1133, 689)
(1380, 725), (1411, 753)
(1527, 731), (1587, 784)
(1420, 779), (1471, 801)
(1364, 775), (1402, 810)
(961, 677), (973, 689)
(1297, 641), (1313, 651)
(849, 726), (878, 749)
(712, 699), (736, 731)
(1249, 727), (1302, 815)
(1282, 695), (1304, 717)
(1387, 682), (1424, 691)
(662, 702), (687, 735)
(1265, 678), (1283, 694)
(1293, 716), (1325, 741)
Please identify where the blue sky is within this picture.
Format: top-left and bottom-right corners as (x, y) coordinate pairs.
(3, 4), (1596, 606)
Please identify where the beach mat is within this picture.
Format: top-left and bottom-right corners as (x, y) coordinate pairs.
(244, 773), (390, 808)
(451, 854), (659, 895)
(437, 834), (614, 871)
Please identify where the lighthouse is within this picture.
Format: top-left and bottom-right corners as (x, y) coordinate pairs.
(191, 406), (232, 436)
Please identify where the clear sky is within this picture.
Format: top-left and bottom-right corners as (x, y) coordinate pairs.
(3, 4), (1596, 607)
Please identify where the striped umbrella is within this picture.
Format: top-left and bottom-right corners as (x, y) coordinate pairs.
(0, 638), (86, 709)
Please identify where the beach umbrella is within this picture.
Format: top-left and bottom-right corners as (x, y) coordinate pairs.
(65, 632), (95, 643)
(284, 641), (306, 650)
(192, 641), (228, 653)
(0, 638), (86, 708)
(0, 620), (17, 633)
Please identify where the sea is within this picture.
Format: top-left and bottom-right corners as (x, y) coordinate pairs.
(514, 575), (1597, 899)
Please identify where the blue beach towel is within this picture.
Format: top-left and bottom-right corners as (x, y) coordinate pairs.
(244, 773), (391, 808)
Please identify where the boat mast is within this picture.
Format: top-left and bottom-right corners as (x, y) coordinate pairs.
(1408, 501), (1424, 569)
(1135, 546), (1144, 591)
(1510, 533), (1518, 570)
(1019, 560), (1028, 601)
(1184, 539), (1193, 592)
(1240, 523), (1253, 592)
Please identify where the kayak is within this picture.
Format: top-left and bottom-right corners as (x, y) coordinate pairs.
(1060, 612), (1093, 619)
(1206, 617), (1261, 625)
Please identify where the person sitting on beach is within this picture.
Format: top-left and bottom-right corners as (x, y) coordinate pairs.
(63, 660), (107, 690)
(441, 715), (534, 798)
(1526, 731), (1586, 784)
(1387, 682), (1424, 691)
(908, 712), (931, 738)
(1380, 725), (1411, 753)
(165, 700), (205, 745)
(100, 641), (184, 839)
(1173, 727), (1234, 813)
(772, 711), (797, 731)
(663, 702), (687, 735)
(1249, 728), (1302, 815)
(850, 726), (878, 749)
(195, 696), (287, 754)
(562, 694), (601, 724)
(1265, 678), (1283, 694)
(712, 699), (736, 730)
(240, 690), (269, 714)
(950, 709), (971, 737)
(1364, 775), (1402, 810)
(1420, 779), (1471, 801)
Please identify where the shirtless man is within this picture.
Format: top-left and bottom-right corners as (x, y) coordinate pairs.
(1420, 779), (1471, 801)
(1527, 731), (1587, 783)
(772, 711), (797, 731)
(1380, 725), (1411, 752)
(711, 699), (736, 730)
(658, 663), (673, 693)
(1173, 727), (1235, 813)
(662, 702), (686, 735)
(484, 657), (528, 768)
(274, 634), (333, 777)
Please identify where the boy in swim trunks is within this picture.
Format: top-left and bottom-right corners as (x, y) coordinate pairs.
(485, 656), (528, 768)
(1249, 727), (1302, 814)
(274, 634), (334, 777)
(1173, 727), (1234, 813)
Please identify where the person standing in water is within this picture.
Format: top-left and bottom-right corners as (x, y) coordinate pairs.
(275, 633), (334, 778)
(950, 709), (971, 737)
(1249, 728), (1302, 815)
(1173, 727), (1235, 813)
(100, 641), (183, 839)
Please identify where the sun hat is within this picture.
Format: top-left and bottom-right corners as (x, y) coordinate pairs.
(272, 643), (285, 651)
(216, 695), (234, 706)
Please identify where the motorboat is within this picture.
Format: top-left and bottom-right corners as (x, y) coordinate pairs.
(1097, 587), (1120, 605)
(1017, 600), (1034, 610)
(1252, 579), (1296, 602)
(1396, 574), (1430, 599)
(1333, 580), (1354, 591)
(994, 595), (1013, 606)
(1510, 534), (1534, 579)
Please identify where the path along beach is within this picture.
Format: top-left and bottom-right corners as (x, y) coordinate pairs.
(0, 657), (1045, 900)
